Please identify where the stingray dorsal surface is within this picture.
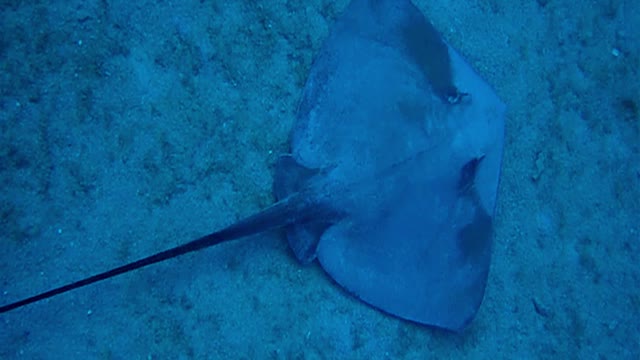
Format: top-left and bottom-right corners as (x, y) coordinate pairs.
(279, 0), (505, 332)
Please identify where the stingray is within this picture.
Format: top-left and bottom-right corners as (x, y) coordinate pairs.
(0, 0), (505, 332)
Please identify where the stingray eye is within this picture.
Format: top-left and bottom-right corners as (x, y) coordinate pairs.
(447, 91), (471, 105)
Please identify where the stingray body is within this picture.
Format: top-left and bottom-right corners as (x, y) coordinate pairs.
(277, 0), (505, 332)
(0, 0), (505, 332)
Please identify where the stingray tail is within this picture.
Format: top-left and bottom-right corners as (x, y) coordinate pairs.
(274, 155), (337, 264)
(0, 178), (308, 314)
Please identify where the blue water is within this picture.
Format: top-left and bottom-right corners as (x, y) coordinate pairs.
(0, 0), (638, 358)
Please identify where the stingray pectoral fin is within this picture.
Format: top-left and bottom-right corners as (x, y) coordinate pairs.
(316, 171), (493, 332)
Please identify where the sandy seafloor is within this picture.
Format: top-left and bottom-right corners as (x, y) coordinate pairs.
(0, 0), (638, 358)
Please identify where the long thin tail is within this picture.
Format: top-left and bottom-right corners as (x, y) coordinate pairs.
(0, 229), (230, 314)
(0, 182), (324, 315)
(0, 197), (304, 314)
